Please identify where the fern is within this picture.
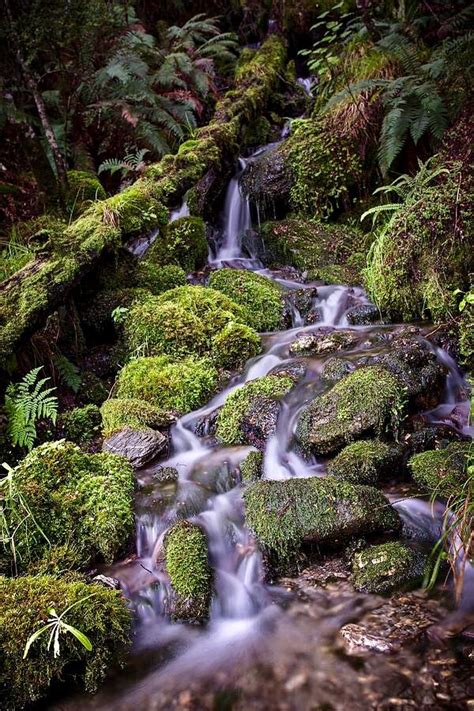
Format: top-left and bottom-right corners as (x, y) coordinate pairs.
(5, 367), (58, 450)
(53, 355), (82, 393)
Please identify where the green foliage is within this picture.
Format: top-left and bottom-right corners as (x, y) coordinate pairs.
(116, 355), (218, 415)
(0, 575), (131, 709)
(77, 371), (108, 406)
(98, 149), (150, 178)
(101, 398), (172, 437)
(327, 439), (397, 484)
(81, 287), (151, 337)
(352, 542), (427, 594)
(212, 321), (261, 371)
(59, 404), (102, 445)
(240, 450), (263, 484)
(146, 216), (208, 272)
(0, 229), (34, 282)
(208, 269), (284, 332)
(5, 367), (58, 451)
(53, 354), (82, 393)
(136, 262), (186, 294)
(65, 170), (106, 220)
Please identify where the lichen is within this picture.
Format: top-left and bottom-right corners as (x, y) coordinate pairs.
(352, 542), (427, 594)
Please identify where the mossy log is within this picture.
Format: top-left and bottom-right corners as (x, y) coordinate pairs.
(0, 35), (286, 365)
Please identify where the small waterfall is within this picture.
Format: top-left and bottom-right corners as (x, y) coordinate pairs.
(169, 200), (190, 222)
(297, 76), (314, 96)
(213, 158), (251, 263)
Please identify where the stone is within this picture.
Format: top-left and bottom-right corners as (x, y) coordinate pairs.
(289, 327), (359, 357)
(103, 426), (167, 468)
(352, 542), (428, 594)
(346, 303), (380, 325)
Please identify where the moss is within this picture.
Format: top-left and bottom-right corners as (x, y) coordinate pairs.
(104, 180), (168, 235)
(212, 321), (261, 370)
(80, 287), (151, 337)
(78, 370), (109, 406)
(241, 115), (272, 147)
(0, 575), (131, 710)
(164, 520), (211, 621)
(59, 404), (102, 445)
(409, 442), (471, 497)
(458, 298), (474, 371)
(296, 365), (406, 455)
(116, 355), (218, 415)
(260, 218), (367, 284)
(65, 170), (106, 218)
(327, 440), (399, 485)
(136, 262), (186, 294)
(352, 542), (427, 594)
(4, 440), (134, 572)
(243, 476), (400, 562)
(101, 398), (173, 437)
(240, 450), (263, 483)
(208, 268), (284, 331)
(146, 216), (208, 272)
(216, 375), (294, 446)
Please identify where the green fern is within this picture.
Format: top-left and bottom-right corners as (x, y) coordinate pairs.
(5, 367), (58, 451)
(53, 355), (82, 393)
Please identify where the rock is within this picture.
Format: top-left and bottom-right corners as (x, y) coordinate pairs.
(241, 397), (281, 450)
(289, 328), (359, 357)
(327, 440), (403, 485)
(346, 303), (380, 325)
(409, 442), (470, 497)
(193, 410), (219, 437)
(153, 466), (179, 484)
(401, 422), (469, 456)
(243, 477), (401, 566)
(320, 357), (354, 383)
(103, 427), (167, 468)
(282, 287), (318, 327)
(296, 365), (405, 455)
(91, 574), (121, 590)
(269, 360), (307, 381)
(352, 542), (428, 594)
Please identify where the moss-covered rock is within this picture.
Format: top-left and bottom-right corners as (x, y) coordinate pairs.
(296, 365), (406, 455)
(409, 442), (471, 497)
(80, 287), (152, 338)
(327, 440), (401, 485)
(59, 404), (102, 445)
(211, 321), (261, 370)
(164, 520), (211, 621)
(240, 450), (263, 483)
(65, 170), (106, 218)
(146, 216), (208, 272)
(0, 575), (131, 710)
(116, 355), (218, 415)
(101, 397), (175, 437)
(216, 375), (294, 448)
(3, 440), (134, 572)
(352, 542), (427, 594)
(208, 268), (284, 332)
(321, 357), (354, 383)
(243, 477), (400, 564)
(458, 296), (473, 371)
(136, 262), (187, 294)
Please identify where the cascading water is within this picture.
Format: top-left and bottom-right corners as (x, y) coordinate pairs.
(212, 158), (252, 264)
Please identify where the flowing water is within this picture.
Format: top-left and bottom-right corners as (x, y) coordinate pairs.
(55, 153), (473, 711)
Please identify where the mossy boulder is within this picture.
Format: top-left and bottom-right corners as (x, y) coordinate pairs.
(3, 440), (134, 572)
(164, 521), (212, 621)
(296, 365), (405, 455)
(116, 355), (218, 415)
(146, 216), (208, 272)
(327, 440), (401, 485)
(65, 170), (106, 218)
(321, 357), (354, 383)
(243, 477), (400, 564)
(101, 397), (175, 437)
(135, 262), (187, 294)
(352, 542), (427, 594)
(59, 404), (102, 445)
(212, 321), (261, 370)
(409, 442), (471, 497)
(208, 268), (284, 332)
(289, 328), (359, 357)
(240, 450), (263, 483)
(216, 375), (294, 448)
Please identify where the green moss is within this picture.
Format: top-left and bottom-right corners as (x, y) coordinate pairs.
(59, 404), (102, 445)
(78, 371), (109, 406)
(101, 398), (173, 437)
(3, 440), (134, 572)
(352, 542), (427, 594)
(409, 442), (471, 497)
(65, 170), (106, 218)
(136, 262), (187, 294)
(459, 298), (474, 371)
(296, 365), (406, 455)
(164, 520), (211, 621)
(243, 476), (400, 562)
(216, 375), (293, 446)
(240, 450), (263, 483)
(208, 268), (284, 331)
(327, 440), (399, 485)
(0, 575), (131, 710)
(80, 287), (151, 336)
(212, 321), (261, 370)
(104, 179), (168, 235)
(116, 355), (218, 414)
(146, 216), (208, 272)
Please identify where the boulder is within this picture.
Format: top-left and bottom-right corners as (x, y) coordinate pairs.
(103, 427), (167, 468)
(289, 327), (359, 357)
(327, 440), (403, 485)
(346, 303), (380, 325)
(352, 542), (427, 594)
(409, 442), (470, 497)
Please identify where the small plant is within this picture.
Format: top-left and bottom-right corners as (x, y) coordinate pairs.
(111, 305), (129, 324)
(5, 366), (58, 450)
(54, 355), (82, 393)
(23, 594), (96, 659)
(454, 288), (474, 313)
(98, 148), (150, 178)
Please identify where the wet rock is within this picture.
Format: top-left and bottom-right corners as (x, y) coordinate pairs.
(91, 574), (121, 590)
(241, 396), (281, 450)
(296, 366), (405, 455)
(153, 466), (179, 484)
(401, 422), (469, 456)
(194, 410), (219, 437)
(269, 360), (306, 382)
(240, 450), (263, 483)
(352, 542), (427, 594)
(241, 144), (292, 212)
(346, 303), (380, 325)
(103, 426), (167, 468)
(409, 442), (470, 497)
(320, 357), (354, 383)
(243, 477), (401, 566)
(327, 440), (403, 485)
(282, 287), (318, 327)
(289, 327), (359, 357)
(305, 306), (323, 324)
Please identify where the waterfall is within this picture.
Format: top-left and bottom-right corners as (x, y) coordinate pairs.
(213, 158), (251, 263)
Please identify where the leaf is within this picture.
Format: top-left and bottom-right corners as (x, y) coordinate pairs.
(23, 623), (53, 658)
(61, 623), (93, 651)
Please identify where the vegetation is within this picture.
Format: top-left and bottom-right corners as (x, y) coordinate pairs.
(327, 440), (399, 485)
(101, 398), (173, 437)
(59, 404), (102, 445)
(352, 542), (427, 594)
(5, 366), (58, 451)
(146, 216), (208, 272)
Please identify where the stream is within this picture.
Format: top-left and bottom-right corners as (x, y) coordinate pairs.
(54, 148), (473, 710)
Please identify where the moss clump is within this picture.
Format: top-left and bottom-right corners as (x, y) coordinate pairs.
(209, 269), (284, 332)
(65, 170), (106, 218)
(0, 575), (131, 710)
(104, 179), (168, 235)
(116, 355), (218, 414)
(240, 450), (263, 483)
(409, 442), (471, 497)
(327, 440), (399, 485)
(123, 285), (249, 359)
(146, 216), (208, 272)
(243, 477), (400, 562)
(101, 398), (173, 437)
(3, 440), (134, 572)
(352, 542), (427, 594)
(260, 218), (367, 284)
(458, 297), (473, 370)
(59, 404), (102, 445)
(78, 370), (109, 405)
(164, 520), (211, 621)
(216, 375), (294, 446)
(212, 321), (261, 370)
(136, 262), (187, 294)
(296, 365), (406, 455)
(80, 287), (151, 337)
